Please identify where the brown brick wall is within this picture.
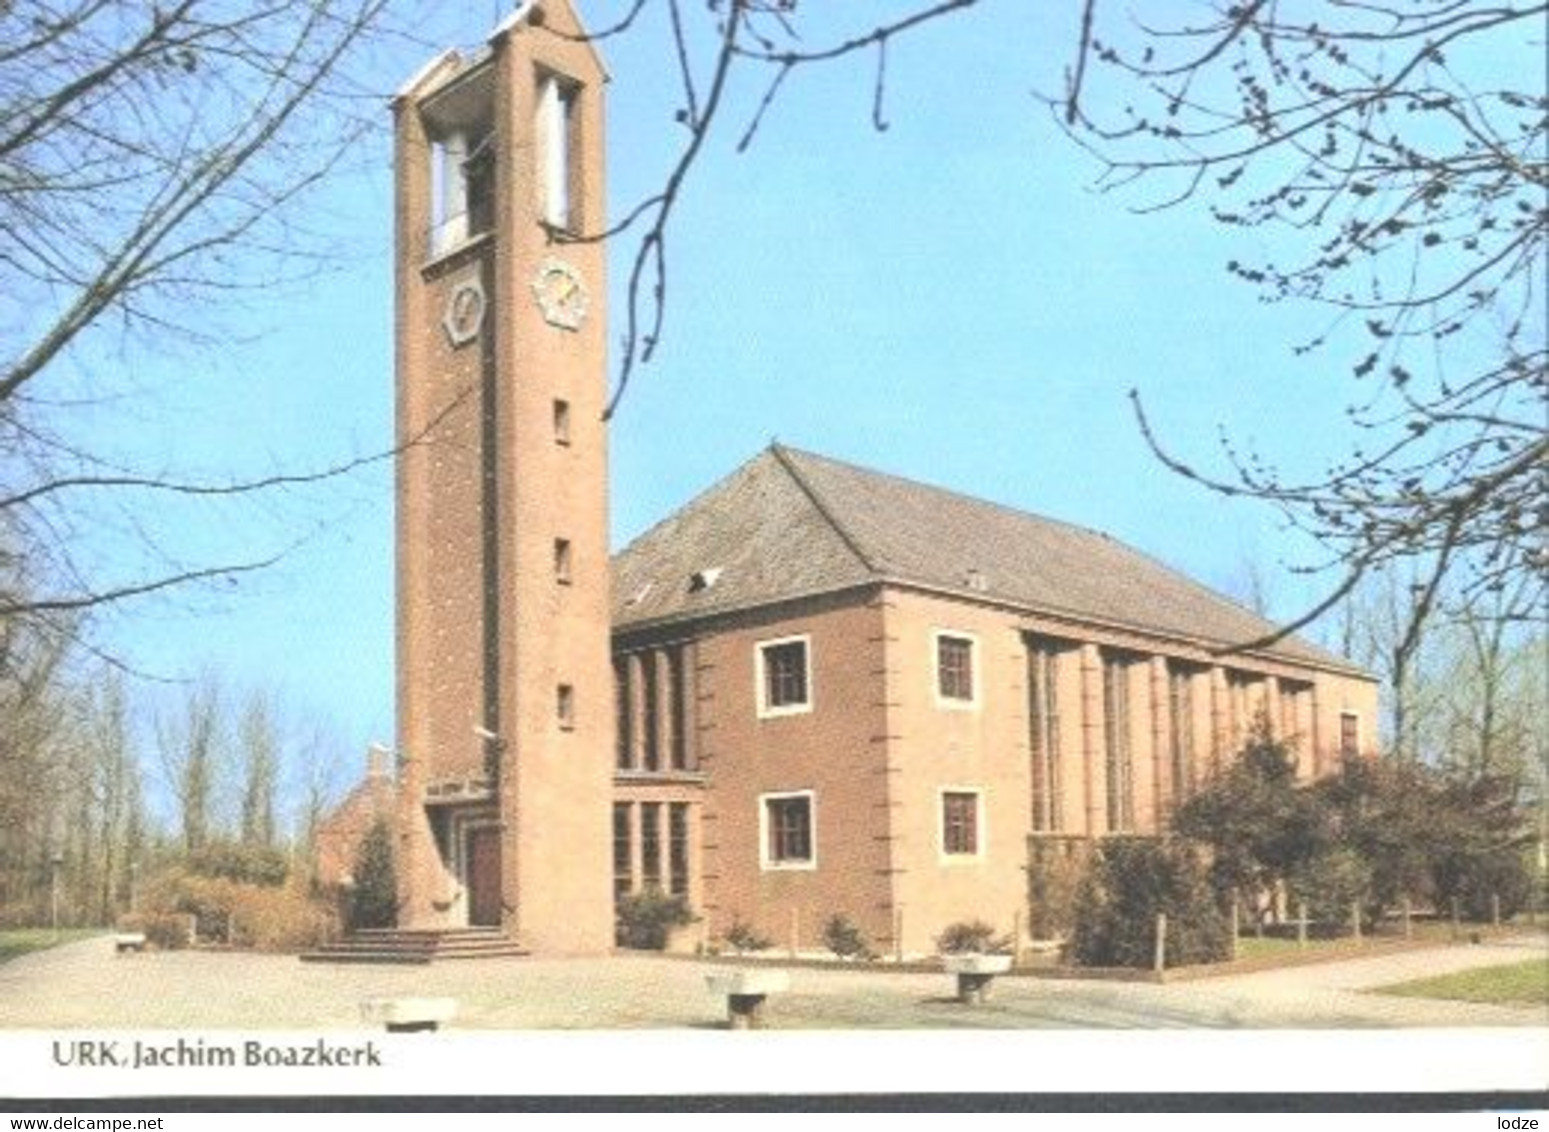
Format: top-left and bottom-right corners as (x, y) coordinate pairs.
(692, 592), (892, 954)
(488, 8), (614, 956)
(881, 588), (1034, 955)
(670, 581), (1379, 958)
(314, 776), (396, 890)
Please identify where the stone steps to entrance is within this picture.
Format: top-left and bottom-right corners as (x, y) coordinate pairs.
(300, 927), (528, 965)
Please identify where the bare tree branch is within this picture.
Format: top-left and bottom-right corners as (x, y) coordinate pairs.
(1067, 3), (1548, 649)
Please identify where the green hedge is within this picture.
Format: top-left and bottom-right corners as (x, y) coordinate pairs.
(1071, 838), (1230, 969)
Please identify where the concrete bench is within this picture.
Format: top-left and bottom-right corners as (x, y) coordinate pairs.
(113, 932), (147, 955)
(704, 969), (790, 1030)
(359, 996), (458, 1033)
(941, 953), (1013, 1004)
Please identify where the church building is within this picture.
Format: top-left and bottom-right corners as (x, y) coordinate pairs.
(607, 444), (1377, 956)
(337, 2), (1378, 959)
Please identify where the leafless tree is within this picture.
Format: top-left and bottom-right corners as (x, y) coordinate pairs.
(0, 0), (393, 634)
(1051, 1), (1546, 648)
(237, 688), (280, 850)
(1433, 578), (1545, 785)
(0, 605), (150, 925)
(85, 670), (139, 921)
(0, 608), (73, 917)
(1341, 567), (1445, 759)
(1340, 565), (1543, 816)
(7, 0), (1536, 671)
(155, 669), (225, 854)
(287, 714), (351, 872)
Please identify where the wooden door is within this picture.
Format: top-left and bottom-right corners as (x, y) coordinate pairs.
(466, 826), (503, 928)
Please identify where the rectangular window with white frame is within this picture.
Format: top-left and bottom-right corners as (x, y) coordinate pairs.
(933, 630), (979, 708)
(759, 790), (815, 870)
(756, 635), (811, 718)
(940, 788), (984, 860)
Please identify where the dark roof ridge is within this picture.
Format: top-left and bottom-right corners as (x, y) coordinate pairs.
(768, 442), (880, 576)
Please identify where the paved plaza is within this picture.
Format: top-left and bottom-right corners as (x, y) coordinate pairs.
(0, 932), (1545, 1030)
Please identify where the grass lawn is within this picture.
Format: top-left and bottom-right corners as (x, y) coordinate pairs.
(1376, 958), (1549, 1007)
(1229, 917), (1531, 962)
(0, 929), (104, 965)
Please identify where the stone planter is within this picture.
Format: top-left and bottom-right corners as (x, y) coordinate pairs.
(359, 996), (458, 1033)
(704, 969), (790, 1029)
(941, 952), (1013, 1004)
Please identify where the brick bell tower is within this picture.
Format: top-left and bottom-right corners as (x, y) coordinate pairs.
(392, 1), (613, 954)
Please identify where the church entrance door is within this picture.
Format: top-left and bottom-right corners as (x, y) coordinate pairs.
(466, 826), (502, 928)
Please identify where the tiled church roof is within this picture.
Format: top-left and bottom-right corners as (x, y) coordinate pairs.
(612, 444), (1365, 674)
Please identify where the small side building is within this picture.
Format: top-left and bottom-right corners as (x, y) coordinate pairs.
(313, 745), (396, 890)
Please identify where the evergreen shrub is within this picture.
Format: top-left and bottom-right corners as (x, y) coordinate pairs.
(723, 917), (772, 953)
(615, 887), (694, 949)
(821, 913), (875, 960)
(1071, 837), (1230, 969)
(935, 919), (1011, 955)
(347, 819), (397, 932)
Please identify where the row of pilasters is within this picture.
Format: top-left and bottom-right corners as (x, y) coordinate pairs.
(616, 645), (692, 773)
(1035, 639), (1321, 836)
(613, 798), (702, 905)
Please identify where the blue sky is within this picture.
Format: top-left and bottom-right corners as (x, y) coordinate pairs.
(83, 2), (1411, 771)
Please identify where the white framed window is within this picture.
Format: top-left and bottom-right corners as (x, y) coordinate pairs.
(939, 787), (985, 862)
(932, 630), (979, 709)
(756, 634), (812, 718)
(759, 790), (816, 871)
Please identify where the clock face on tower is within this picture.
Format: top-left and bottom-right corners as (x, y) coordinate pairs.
(531, 257), (588, 330)
(442, 276), (486, 347)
